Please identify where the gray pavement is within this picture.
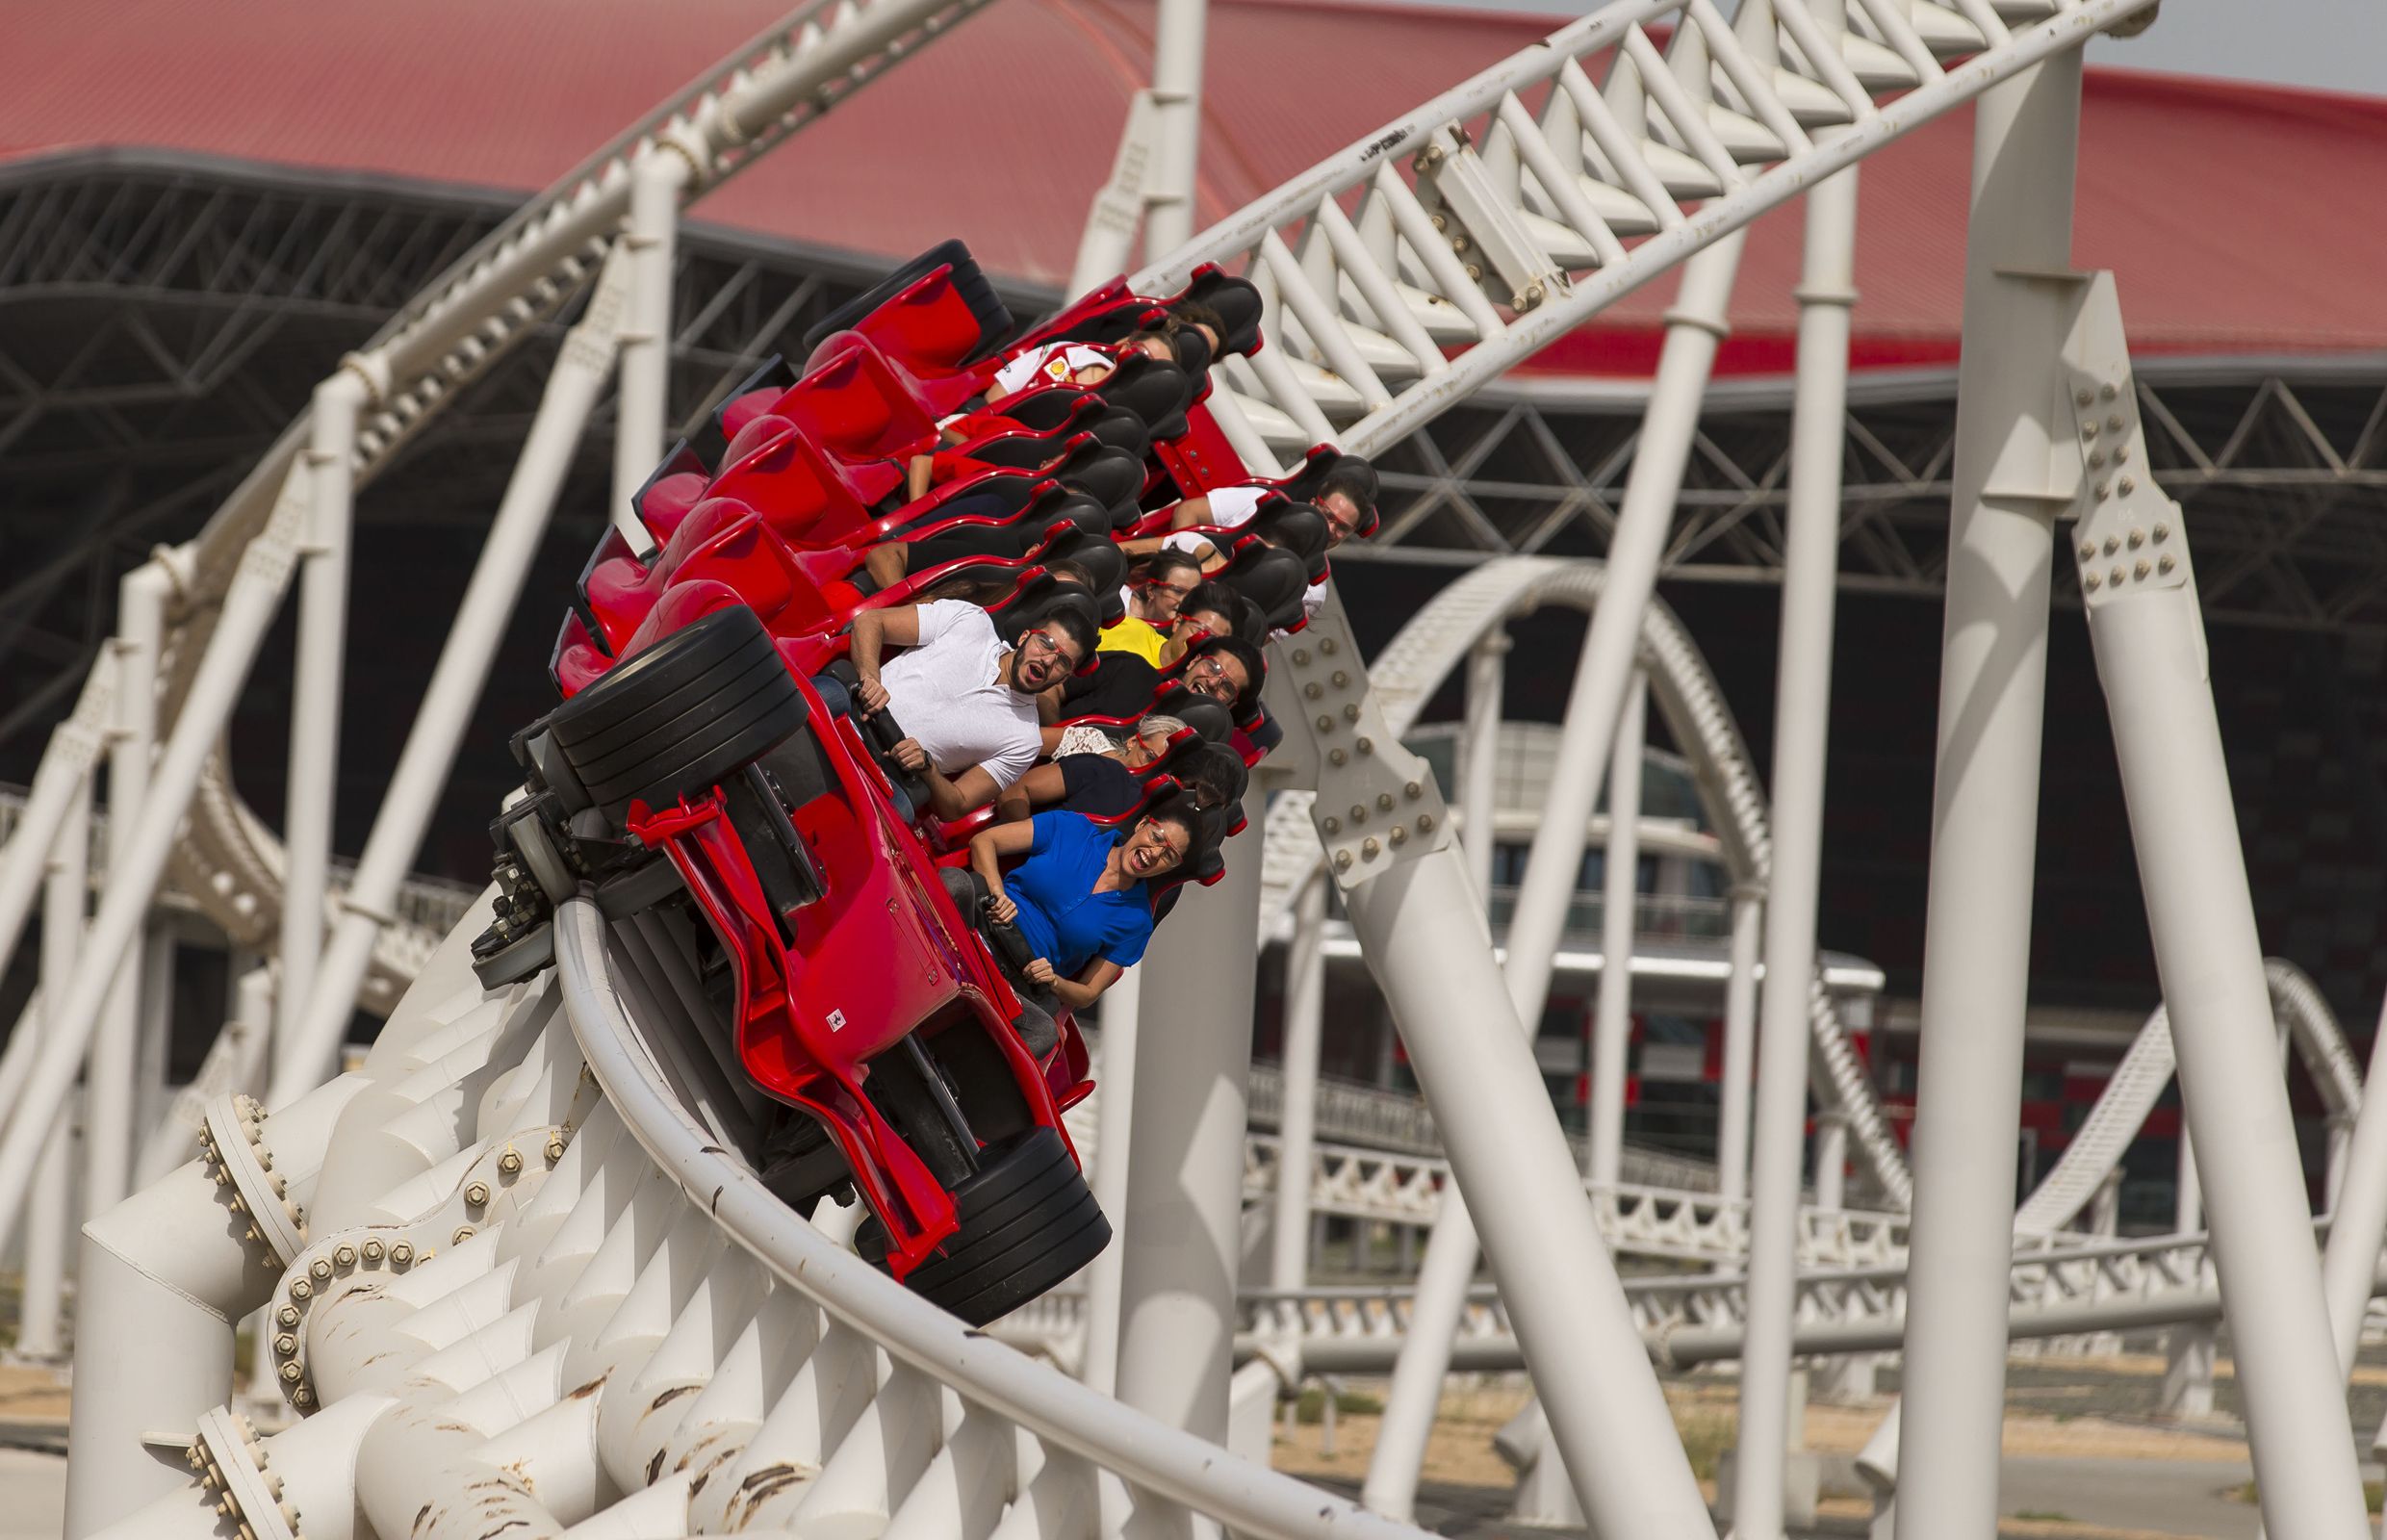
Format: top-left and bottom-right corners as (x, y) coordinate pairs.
(0, 1449), (62, 1540)
(1999, 1455), (2257, 1539)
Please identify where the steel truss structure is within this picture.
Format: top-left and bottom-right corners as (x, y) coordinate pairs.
(0, 151), (1048, 768)
(18, 2), (2387, 1540)
(1359, 361), (2387, 633)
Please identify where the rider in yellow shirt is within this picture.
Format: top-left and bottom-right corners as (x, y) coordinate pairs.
(1100, 550), (1203, 665)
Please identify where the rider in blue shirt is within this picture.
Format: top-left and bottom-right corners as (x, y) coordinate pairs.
(964, 805), (1202, 1012)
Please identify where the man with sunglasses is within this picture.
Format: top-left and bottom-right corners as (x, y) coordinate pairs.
(844, 598), (1095, 819)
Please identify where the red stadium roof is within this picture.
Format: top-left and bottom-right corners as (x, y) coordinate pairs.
(10, 0), (2386, 374)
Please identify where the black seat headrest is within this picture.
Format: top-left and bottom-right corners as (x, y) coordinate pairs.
(1215, 544), (1309, 633)
(882, 471), (1045, 541)
(1035, 531), (1128, 618)
(1249, 501), (1333, 583)
(1183, 269), (1265, 356)
(1047, 441), (1145, 519)
(1168, 324), (1215, 381)
(993, 582), (1105, 665)
(1154, 691), (1234, 744)
(1091, 354), (1192, 430)
(1084, 406), (1152, 459)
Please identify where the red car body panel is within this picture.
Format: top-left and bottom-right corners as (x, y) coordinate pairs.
(546, 260), (1275, 1285)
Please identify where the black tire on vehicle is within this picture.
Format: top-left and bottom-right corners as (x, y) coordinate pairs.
(548, 605), (806, 819)
(855, 1128), (1110, 1325)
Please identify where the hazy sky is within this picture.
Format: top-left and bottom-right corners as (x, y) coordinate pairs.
(1395, 0), (2385, 98)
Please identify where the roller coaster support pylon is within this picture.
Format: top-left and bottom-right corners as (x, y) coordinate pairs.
(1363, 223), (1750, 1527)
(1277, 596), (1719, 1538)
(1114, 787), (1267, 1443)
(1898, 54), (2369, 1538)
(1736, 2), (1861, 1526)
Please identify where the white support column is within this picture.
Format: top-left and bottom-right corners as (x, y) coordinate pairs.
(1814, 1113), (1849, 1214)
(2325, 1115), (2353, 1214)
(1113, 786), (1261, 1443)
(1270, 875), (1328, 1293)
(2160, 1125), (2210, 1417)
(1462, 631), (1507, 901)
(1364, 231), (1745, 1524)
(613, 145), (692, 543)
(0, 459), (315, 1256)
(1081, 968), (1138, 1397)
(1737, 94), (1859, 1536)
(1891, 58), (2078, 1540)
(273, 249), (634, 1105)
(133, 924), (175, 1142)
(2085, 484), (2371, 1536)
(19, 782), (90, 1360)
(1343, 842), (1718, 1540)
(86, 556), (170, 1217)
(1586, 672), (1646, 1188)
(271, 374), (364, 1093)
(1141, 0), (1209, 261)
(1716, 886), (1761, 1202)
(1501, 230), (1744, 1023)
(2327, 1001), (2387, 1378)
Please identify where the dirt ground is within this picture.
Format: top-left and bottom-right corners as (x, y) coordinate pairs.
(0, 1368), (68, 1431)
(1268, 1360), (2274, 1540)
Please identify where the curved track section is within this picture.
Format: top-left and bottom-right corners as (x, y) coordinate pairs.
(1254, 556), (1911, 1204)
(75, 898), (1448, 1540)
(108, 0), (996, 1012)
(2015, 958), (2360, 1233)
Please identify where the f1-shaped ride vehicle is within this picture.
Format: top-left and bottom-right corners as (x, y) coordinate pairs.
(467, 242), (1270, 1325)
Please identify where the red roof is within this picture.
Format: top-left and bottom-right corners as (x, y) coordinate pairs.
(10, 0), (2385, 372)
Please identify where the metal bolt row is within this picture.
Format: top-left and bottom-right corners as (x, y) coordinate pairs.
(185, 1407), (300, 1540)
(274, 1224), (429, 1412)
(199, 1094), (303, 1270)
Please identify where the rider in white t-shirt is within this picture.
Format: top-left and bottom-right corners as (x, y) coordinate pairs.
(848, 599), (1095, 819)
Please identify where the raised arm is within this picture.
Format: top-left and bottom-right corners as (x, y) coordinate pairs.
(847, 604), (923, 713)
(967, 819), (1039, 921)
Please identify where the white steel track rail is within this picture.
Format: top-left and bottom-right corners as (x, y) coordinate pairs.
(1130, 0), (2164, 467)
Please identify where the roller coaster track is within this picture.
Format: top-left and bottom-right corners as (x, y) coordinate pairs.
(69, 1), (2259, 1535)
(36, 0), (999, 1013)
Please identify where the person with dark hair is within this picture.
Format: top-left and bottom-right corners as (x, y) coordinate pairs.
(838, 599), (1092, 819)
(1168, 299), (1228, 362)
(991, 713), (1186, 823)
(962, 804), (1205, 1011)
(1058, 630), (1263, 724)
(1103, 550), (1205, 665)
(1173, 740), (1249, 811)
(1150, 457), (1374, 551)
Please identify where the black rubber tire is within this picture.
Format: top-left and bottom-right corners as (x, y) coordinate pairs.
(855, 1128), (1110, 1325)
(549, 605), (806, 818)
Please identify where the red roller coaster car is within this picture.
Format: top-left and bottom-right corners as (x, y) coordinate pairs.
(467, 244), (1250, 1323)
